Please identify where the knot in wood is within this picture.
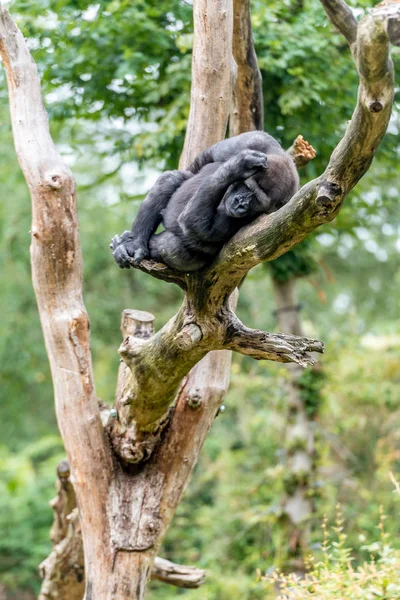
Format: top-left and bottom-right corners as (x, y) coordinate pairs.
(43, 170), (69, 190)
(387, 16), (400, 46)
(119, 335), (146, 361)
(120, 443), (147, 464)
(316, 181), (343, 210)
(369, 100), (384, 112)
(187, 391), (202, 409)
(176, 323), (202, 350)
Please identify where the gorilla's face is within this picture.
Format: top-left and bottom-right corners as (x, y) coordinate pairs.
(224, 182), (255, 218)
(223, 179), (272, 219)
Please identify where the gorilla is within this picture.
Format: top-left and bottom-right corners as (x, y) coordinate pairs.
(111, 131), (299, 272)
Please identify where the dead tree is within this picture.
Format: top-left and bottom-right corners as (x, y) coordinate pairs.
(1, 0), (399, 598)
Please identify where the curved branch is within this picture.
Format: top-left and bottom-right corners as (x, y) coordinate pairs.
(152, 558), (206, 589)
(131, 258), (187, 289)
(206, 2), (397, 302)
(319, 0), (358, 48)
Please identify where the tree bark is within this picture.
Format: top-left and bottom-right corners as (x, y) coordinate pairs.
(179, 0), (234, 168)
(39, 461), (205, 599)
(1, 0), (400, 598)
(0, 1), (235, 597)
(230, 0), (264, 135)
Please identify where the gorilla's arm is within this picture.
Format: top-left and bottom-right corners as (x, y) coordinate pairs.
(180, 149), (268, 240)
(112, 169), (193, 268)
(188, 131), (282, 173)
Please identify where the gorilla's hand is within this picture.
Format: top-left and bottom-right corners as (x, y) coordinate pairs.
(110, 231), (148, 269)
(228, 150), (268, 180)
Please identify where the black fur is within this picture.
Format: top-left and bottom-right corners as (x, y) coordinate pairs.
(111, 131), (299, 272)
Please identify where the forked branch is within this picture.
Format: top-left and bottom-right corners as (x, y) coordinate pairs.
(108, 1), (399, 464)
(2, 0), (397, 597)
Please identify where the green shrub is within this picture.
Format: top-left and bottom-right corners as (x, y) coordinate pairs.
(261, 507), (400, 599)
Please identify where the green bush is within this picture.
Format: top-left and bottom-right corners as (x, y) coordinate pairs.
(0, 437), (64, 593)
(261, 507), (400, 599)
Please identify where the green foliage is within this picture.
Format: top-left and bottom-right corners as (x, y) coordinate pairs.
(268, 239), (318, 283)
(262, 509), (400, 599)
(13, 0), (193, 168)
(9, 0), (399, 172)
(1, 1), (400, 597)
(0, 437), (65, 593)
(297, 366), (325, 419)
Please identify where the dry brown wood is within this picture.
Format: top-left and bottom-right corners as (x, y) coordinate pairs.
(151, 558), (206, 588)
(0, 5), (120, 596)
(179, 0), (234, 168)
(319, 0), (358, 48)
(0, 1), (235, 597)
(2, 1), (400, 598)
(230, 0), (264, 135)
(287, 135), (317, 169)
(39, 462), (206, 598)
(39, 462), (84, 600)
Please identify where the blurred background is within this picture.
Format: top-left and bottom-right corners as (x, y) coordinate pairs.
(0, 0), (399, 598)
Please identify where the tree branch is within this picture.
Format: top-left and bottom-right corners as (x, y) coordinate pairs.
(131, 259), (188, 289)
(206, 1), (398, 302)
(230, 0), (264, 135)
(225, 315), (323, 367)
(287, 135), (317, 169)
(151, 558), (206, 589)
(108, 297), (324, 462)
(0, 4), (116, 586)
(319, 0), (358, 49)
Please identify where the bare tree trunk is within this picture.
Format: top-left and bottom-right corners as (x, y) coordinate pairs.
(1, 0), (399, 597)
(179, 0), (233, 167)
(39, 460), (205, 599)
(0, 0), (234, 598)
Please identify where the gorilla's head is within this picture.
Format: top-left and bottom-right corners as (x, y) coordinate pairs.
(223, 153), (299, 219)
